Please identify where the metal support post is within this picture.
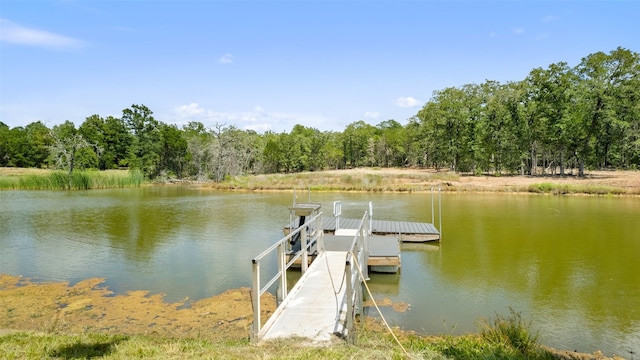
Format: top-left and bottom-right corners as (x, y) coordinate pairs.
(251, 260), (260, 342)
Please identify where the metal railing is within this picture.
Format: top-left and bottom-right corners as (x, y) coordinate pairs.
(250, 211), (323, 342)
(344, 211), (369, 343)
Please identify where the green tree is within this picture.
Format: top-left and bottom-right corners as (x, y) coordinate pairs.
(102, 116), (133, 169)
(10, 121), (53, 168)
(417, 85), (479, 172)
(50, 120), (100, 174)
(574, 47), (639, 175)
(158, 123), (188, 178)
(0, 122), (11, 167)
(376, 119), (408, 167)
(262, 131), (282, 173)
(341, 121), (376, 168)
(122, 104), (161, 177)
(526, 63), (581, 175)
(476, 81), (525, 174)
(183, 121), (212, 180)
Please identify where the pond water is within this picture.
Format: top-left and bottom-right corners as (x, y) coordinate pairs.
(1, 187), (638, 356)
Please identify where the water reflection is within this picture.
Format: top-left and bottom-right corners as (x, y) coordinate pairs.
(1, 189), (638, 355)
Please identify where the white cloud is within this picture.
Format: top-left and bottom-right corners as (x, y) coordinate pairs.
(0, 18), (83, 50)
(393, 96), (421, 108)
(218, 53), (235, 64)
(542, 14), (560, 23)
(536, 33), (549, 41)
(176, 103), (205, 117)
(513, 28), (526, 35)
(174, 103), (336, 133)
(489, 31), (497, 38)
(364, 111), (380, 119)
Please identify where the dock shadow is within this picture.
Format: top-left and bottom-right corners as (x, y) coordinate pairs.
(49, 336), (127, 359)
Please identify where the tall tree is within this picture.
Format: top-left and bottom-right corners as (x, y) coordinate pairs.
(122, 104), (161, 177)
(158, 123), (188, 178)
(574, 47), (639, 175)
(50, 120), (100, 175)
(0, 122), (11, 167)
(183, 121), (212, 180)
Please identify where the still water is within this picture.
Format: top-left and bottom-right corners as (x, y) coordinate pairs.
(1, 187), (638, 356)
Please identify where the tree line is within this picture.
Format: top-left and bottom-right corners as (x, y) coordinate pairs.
(1, 47), (638, 180)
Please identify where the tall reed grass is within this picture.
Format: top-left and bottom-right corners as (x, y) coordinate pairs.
(527, 182), (627, 195)
(0, 170), (144, 190)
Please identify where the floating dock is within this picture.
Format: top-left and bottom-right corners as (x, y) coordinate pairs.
(252, 197), (443, 344)
(322, 217), (440, 242)
(291, 234), (401, 273)
(284, 200), (440, 243)
(285, 215), (440, 242)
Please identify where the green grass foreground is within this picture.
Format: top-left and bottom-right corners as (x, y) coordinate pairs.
(0, 310), (560, 360)
(0, 169), (144, 190)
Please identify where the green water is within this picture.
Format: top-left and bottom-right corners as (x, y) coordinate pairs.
(0, 188), (638, 356)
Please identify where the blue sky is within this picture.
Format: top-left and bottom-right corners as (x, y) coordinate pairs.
(1, 1), (638, 133)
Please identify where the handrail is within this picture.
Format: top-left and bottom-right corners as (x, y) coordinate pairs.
(251, 211), (323, 342)
(344, 211), (369, 343)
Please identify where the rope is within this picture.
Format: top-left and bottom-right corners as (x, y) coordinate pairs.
(324, 251), (349, 321)
(349, 251), (410, 357)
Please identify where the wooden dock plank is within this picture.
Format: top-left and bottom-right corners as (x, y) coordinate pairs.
(261, 251), (350, 343)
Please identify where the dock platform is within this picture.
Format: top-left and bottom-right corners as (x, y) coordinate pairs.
(289, 234), (401, 272)
(286, 217), (440, 242)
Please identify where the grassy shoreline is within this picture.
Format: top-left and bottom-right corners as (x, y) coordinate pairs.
(0, 169), (143, 190)
(0, 321), (621, 360)
(0, 322), (563, 360)
(204, 168), (640, 196)
(2, 167), (639, 195)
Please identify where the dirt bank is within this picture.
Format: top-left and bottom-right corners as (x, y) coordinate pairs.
(198, 167), (640, 195)
(320, 168), (640, 194)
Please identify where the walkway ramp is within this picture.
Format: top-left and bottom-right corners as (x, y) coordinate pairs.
(261, 251), (349, 343)
(251, 210), (368, 344)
